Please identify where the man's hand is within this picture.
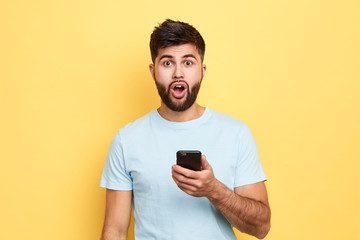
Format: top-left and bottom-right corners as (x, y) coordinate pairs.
(172, 155), (219, 197)
(172, 155), (271, 239)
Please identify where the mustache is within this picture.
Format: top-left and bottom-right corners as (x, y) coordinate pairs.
(169, 80), (189, 89)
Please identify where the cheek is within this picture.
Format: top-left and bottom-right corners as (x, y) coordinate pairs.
(188, 68), (202, 81)
(155, 69), (172, 82)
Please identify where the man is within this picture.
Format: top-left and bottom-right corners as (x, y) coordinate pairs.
(100, 19), (271, 240)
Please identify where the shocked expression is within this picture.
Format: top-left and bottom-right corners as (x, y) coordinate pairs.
(150, 43), (206, 112)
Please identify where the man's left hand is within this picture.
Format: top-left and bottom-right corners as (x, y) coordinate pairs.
(172, 155), (219, 197)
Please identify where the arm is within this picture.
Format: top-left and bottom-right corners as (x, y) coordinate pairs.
(172, 155), (271, 239)
(101, 189), (132, 240)
(209, 180), (270, 239)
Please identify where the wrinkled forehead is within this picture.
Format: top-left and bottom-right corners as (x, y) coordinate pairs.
(156, 44), (200, 62)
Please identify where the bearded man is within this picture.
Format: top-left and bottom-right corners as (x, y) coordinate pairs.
(100, 19), (271, 240)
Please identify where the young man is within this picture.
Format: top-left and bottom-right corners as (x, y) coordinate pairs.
(100, 19), (271, 240)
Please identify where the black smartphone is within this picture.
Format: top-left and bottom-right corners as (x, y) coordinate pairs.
(176, 150), (202, 171)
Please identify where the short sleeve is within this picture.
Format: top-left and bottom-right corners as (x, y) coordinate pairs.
(100, 130), (133, 190)
(234, 123), (267, 187)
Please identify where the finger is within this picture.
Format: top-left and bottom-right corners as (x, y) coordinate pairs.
(172, 175), (198, 193)
(201, 155), (211, 170)
(172, 169), (198, 186)
(172, 165), (198, 179)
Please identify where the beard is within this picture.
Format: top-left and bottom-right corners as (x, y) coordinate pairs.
(155, 79), (201, 112)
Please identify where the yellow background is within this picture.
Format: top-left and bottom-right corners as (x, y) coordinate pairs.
(1, 0), (359, 239)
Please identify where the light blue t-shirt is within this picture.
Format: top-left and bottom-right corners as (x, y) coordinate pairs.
(100, 108), (266, 240)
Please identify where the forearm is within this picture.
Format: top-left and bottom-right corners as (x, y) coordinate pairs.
(207, 180), (271, 239)
(101, 227), (127, 240)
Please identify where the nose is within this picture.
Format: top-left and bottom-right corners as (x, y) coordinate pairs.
(173, 64), (184, 79)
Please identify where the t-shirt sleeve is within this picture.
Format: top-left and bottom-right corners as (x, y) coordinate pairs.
(100, 130), (133, 190)
(234, 123), (267, 187)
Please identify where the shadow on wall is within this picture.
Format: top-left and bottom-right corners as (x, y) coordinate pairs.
(97, 57), (157, 239)
(113, 59), (159, 124)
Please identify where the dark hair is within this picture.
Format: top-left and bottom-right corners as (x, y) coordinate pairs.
(150, 19), (205, 63)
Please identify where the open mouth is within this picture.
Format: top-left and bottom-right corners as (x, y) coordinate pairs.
(170, 81), (187, 99)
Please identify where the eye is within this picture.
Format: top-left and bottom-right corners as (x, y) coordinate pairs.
(185, 60), (192, 66)
(164, 61), (172, 66)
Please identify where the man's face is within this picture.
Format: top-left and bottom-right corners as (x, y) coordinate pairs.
(149, 43), (206, 112)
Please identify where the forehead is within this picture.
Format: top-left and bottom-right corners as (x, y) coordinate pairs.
(156, 43), (199, 60)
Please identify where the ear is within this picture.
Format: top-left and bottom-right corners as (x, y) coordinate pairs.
(202, 64), (206, 78)
(149, 63), (155, 80)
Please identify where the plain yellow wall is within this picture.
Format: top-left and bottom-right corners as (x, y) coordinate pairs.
(1, 0), (359, 239)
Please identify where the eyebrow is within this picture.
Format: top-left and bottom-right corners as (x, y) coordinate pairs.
(159, 55), (173, 61)
(158, 54), (198, 61)
(183, 54), (197, 60)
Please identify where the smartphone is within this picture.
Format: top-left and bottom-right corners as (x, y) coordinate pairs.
(176, 150), (202, 171)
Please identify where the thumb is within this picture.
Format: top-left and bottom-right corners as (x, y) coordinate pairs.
(201, 155), (211, 170)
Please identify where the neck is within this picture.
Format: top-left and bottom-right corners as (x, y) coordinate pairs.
(157, 102), (205, 122)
